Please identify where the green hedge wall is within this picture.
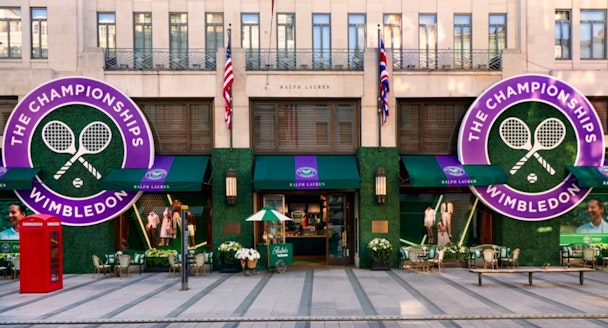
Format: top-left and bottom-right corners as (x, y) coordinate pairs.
(358, 147), (400, 268)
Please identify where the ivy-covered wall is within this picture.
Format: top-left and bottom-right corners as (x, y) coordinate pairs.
(63, 222), (115, 273)
(211, 148), (254, 266)
(358, 147), (400, 268)
(496, 214), (561, 266)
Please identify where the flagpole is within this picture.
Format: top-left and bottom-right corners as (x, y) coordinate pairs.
(228, 24), (233, 151)
(377, 25), (382, 151)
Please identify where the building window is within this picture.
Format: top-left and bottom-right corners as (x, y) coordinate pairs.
(555, 10), (571, 60)
(253, 101), (359, 154)
(133, 12), (152, 69)
(383, 14), (401, 68)
(206, 13), (224, 68)
(489, 14), (506, 58)
(580, 10), (606, 60)
(0, 97), (18, 133)
(242, 13), (260, 69)
(170, 13), (188, 69)
(135, 100), (212, 154)
(313, 14), (331, 69)
(383, 14), (401, 49)
(98, 12), (116, 68)
(0, 8), (22, 59)
(277, 13), (295, 69)
(419, 14), (437, 70)
(31, 8), (47, 59)
(348, 14), (365, 69)
(399, 100), (473, 154)
(454, 14), (472, 69)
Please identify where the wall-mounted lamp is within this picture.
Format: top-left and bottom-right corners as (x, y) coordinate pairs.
(375, 167), (386, 204)
(226, 168), (237, 205)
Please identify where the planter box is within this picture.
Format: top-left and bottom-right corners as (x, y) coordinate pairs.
(219, 257), (241, 273)
(370, 259), (391, 271)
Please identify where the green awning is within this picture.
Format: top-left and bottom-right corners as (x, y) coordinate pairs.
(566, 165), (608, 187)
(402, 155), (507, 187)
(253, 155), (360, 190)
(0, 167), (40, 190)
(100, 156), (209, 192)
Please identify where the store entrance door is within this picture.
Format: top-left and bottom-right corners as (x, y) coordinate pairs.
(326, 193), (354, 265)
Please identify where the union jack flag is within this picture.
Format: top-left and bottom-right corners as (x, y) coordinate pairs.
(379, 38), (390, 125)
(223, 31), (234, 129)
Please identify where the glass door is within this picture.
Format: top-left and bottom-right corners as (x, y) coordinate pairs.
(326, 194), (353, 265)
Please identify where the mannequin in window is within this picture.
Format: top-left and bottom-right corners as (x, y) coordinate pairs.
(440, 201), (454, 238)
(423, 206), (435, 244)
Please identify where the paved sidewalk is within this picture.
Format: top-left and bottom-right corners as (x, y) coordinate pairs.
(1, 266), (608, 327)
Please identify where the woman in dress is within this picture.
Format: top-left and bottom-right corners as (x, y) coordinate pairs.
(437, 221), (452, 246)
(159, 207), (172, 246)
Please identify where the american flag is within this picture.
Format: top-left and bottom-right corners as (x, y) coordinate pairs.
(379, 37), (390, 125)
(223, 31), (234, 129)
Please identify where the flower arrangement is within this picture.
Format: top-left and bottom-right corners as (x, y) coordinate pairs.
(144, 248), (178, 266)
(437, 245), (469, 260)
(218, 240), (242, 264)
(235, 248), (261, 261)
(367, 238), (393, 264)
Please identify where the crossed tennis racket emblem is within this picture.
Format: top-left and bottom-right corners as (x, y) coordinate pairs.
(499, 117), (566, 176)
(42, 120), (112, 180)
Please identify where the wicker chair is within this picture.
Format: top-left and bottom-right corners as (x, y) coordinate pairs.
(482, 249), (498, 269)
(115, 254), (131, 278)
(167, 254), (181, 277)
(408, 248), (427, 272)
(582, 248), (598, 270)
(92, 255), (112, 278)
(190, 253), (207, 276)
(427, 249), (445, 272)
(501, 248), (520, 268)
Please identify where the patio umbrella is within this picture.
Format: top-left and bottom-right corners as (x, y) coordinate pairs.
(245, 205), (292, 222)
(246, 206), (293, 268)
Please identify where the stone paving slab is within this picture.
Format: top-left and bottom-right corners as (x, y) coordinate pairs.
(0, 267), (607, 327)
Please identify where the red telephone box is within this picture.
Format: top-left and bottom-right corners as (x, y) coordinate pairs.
(19, 214), (63, 293)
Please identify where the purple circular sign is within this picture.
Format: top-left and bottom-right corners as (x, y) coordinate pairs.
(2, 77), (154, 226)
(458, 74), (604, 221)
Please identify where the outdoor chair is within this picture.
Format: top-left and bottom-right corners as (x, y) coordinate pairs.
(482, 249), (498, 269)
(408, 248), (427, 272)
(582, 247), (598, 270)
(92, 255), (112, 278)
(11, 256), (19, 279)
(115, 254), (131, 278)
(190, 253), (207, 276)
(167, 254), (181, 277)
(501, 248), (520, 268)
(427, 249), (445, 272)
(129, 253), (145, 274)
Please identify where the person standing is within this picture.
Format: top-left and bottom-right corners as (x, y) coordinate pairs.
(576, 198), (608, 233)
(0, 204), (27, 240)
(423, 206), (435, 243)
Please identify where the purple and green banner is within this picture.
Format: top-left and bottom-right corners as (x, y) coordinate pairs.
(253, 155), (360, 190)
(100, 155), (209, 192)
(402, 155), (507, 187)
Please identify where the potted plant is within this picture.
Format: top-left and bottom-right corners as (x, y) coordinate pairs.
(368, 237), (393, 270)
(235, 248), (261, 271)
(218, 241), (243, 273)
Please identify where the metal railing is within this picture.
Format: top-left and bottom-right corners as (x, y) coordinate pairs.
(392, 49), (501, 71)
(245, 49), (363, 71)
(102, 48), (501, 72)
(104, 49), (216, 71)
